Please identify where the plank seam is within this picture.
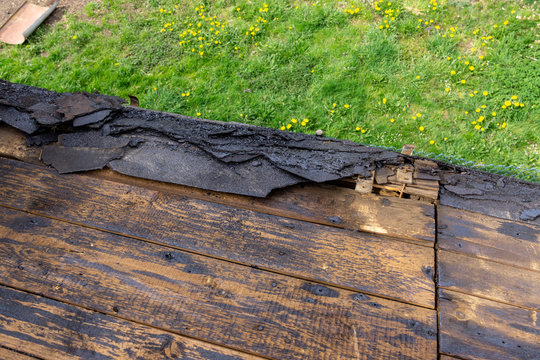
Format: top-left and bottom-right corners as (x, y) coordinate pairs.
(0, 283), (272, 360)
(438, 244), (540, 274)
(88, 171), (436, 247)
(439, 351), (473, 360)
(0, 344), (43, 360)
(435, 205), (441, 360)
(0, 202), (436, 310)
(439, 287), (539, 312)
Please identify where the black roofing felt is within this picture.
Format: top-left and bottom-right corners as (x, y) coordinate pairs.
(0, 80), (538, 223)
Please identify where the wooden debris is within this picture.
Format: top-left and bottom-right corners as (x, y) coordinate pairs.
(355, 171), (374, 194)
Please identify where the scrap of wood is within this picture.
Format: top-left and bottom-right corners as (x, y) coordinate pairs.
(355, 171), (374, 194)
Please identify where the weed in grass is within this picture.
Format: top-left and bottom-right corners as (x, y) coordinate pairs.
(0, 0), (537, 179)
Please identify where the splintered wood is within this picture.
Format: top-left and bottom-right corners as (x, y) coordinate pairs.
(354, 159), (440, 201)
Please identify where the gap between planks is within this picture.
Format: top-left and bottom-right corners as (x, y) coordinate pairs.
(0, 284), (268, 360)
(0, 207), (438, 360)
(0, 129), (436, 246)
(0, 157), (436, 308)
(0, 202), (435, 310)
(0, 345), (41, 360)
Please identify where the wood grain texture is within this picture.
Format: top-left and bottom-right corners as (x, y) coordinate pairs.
(0, 207), (438, 360)
(439, 289), (540, 360)
(94, 169), (436, 244)
(0, 285), (263, 360)
(439, 355), (462, 360)
(0, 126), (435, 243)
(0, 346), (39, 360)
(438, 205), (540, 271)
(438, 250), (540, 311)
(0, 157), (435, 307)
(0, 125), (41, 164)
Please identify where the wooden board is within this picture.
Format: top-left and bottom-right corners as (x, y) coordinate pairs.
(0, 346), (38, 360)
(0, 285), (262, 360)
(438, 205), (540, 271)
(0, 158), (436, 307)
(94, 169), (436, 244)
(0, 126), (435, 243)
(0, 207), (438, 360)
(438, 250), (540, 310)
(0, 125), (41, 164)
(439, 355), (462, 360)
(439, 289), (539, 360)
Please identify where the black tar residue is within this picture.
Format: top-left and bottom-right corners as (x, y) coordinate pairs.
(0, 80), (538, 223)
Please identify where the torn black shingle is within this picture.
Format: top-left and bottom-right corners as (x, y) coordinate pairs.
(0, 79), (538, 223)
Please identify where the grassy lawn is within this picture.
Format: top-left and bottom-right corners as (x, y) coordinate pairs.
(1, 0), (538, 180)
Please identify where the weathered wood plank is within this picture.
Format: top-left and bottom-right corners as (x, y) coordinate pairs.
(0, 125), (41, 164)
(93, 169), (436, 244)
(0, 346), (39, 360)
(438, 205), (540, 271)
(0, 126), (435, 243)
(439, 289), (539, 360)
(438, 250), (540, 311)
(439, 355), (462, 360)
(0, 208), (438, 360)
(0, 157), (436, 307)
(0, 285), (263, 360)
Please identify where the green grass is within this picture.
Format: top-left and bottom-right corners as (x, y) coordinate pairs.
(1, 0), (538, 180)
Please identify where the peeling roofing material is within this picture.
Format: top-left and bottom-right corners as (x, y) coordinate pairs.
(0, 79), (538, 223)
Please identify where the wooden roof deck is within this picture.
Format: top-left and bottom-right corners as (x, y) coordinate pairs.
(0, 151), (538, 360)
(0, 79), (538, 359)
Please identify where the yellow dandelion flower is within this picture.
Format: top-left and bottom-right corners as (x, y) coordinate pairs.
(505, 101), (512, 106)
(469, 66), (475, 71)
(356, 126), (361, 131)
(429, 140), (435, 145)
(291, 118), (297, 123)
(383, 98), (387, 104)
(445, 88), (450, 92)
(390, 118), (395, 123)
(461, 80), (466, 84)
(475, 108), (481, 113)
(344, 104), (350, 108)
(280, 126), (286, 130)
(512, 95), (518, 100)
(196, 112), (201, 116)
(361, 129), (366, 134)
(419, 126), (424, 131)
(450, 70), (456, 75)
(72, 35), (77, 39)
(492, 112), (496, 116)
(483, 91), (488, 96)
(286, 124), (292, 129)
(416, 113), (422, 117)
